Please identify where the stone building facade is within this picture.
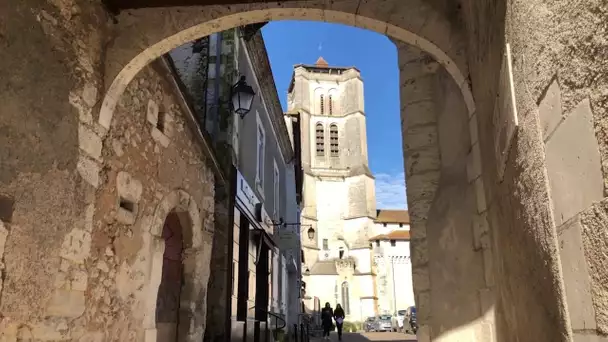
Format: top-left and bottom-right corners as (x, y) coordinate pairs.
(291, 58), (378, 323)
(371, 210), (415, 316)
(0, 51), (217, 340)
(2, 0), (608, 341)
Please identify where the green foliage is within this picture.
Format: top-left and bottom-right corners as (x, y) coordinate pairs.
(341, 321), (362, 333)
(273, 328), (286, 342)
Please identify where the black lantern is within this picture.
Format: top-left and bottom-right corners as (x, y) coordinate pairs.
(307, 227), (315, 240)
(231, 76), (256, 118)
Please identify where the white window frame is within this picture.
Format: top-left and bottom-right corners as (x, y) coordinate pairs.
(255, 111), (266, 195)
(273, 159), (280, 220)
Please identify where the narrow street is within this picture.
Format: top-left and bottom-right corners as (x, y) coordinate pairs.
(313, 332), (417, 341)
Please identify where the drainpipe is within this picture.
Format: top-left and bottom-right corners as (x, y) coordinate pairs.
(211, 32), (223, 140)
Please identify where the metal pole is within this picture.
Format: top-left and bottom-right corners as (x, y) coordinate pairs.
(391, 257), (397, 315)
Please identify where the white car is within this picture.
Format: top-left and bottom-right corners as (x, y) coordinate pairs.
(391, 309), (407, 332)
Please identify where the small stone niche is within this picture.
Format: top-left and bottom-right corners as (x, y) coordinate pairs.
(116, 196), (138, 225)
(0, 195), (14, 223)
(147, 99), (172, 148)
(115, 171), (143, 225)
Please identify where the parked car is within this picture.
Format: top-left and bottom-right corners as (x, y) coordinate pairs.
(404, 306), (418, 334)
(391, 309), (407, 332)
(363, 317), (376, 332)
(370, 315), (393, 332)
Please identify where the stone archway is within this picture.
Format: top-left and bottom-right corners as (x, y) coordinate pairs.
(144, 189), (211, 342)
(89, 4), (490, 341)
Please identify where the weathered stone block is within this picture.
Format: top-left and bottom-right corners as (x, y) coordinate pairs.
(466, 143), (482, 183)
(558, 216), (597, 330)
(59, 228), (92, 264)
(417, 324), (431, 342)
(152, 127), (170, 147)
(416, 290), (431, 320)
(472, 212), (489, 251)
(493, 44), (518, 181)
(77, 155), (101, 188)
(404, 148), (441, 175)
(545, 98), (603, 226)
(400, 75), (435, 107)
(406, 171), (441, 201)
(117, 171), (143, 202)
(46, 289), (86, 318)
(538, 78), (563, 141)
(402, 100), (437, 128)
(402, 125), (438, 152)
(412, 266), (431, 291)
(147, 99), (159, 125)
(78, 124), (103, 161)
(482, 247), (495, 287)
(573, 333), (608, 342)
(469, 114), (479, 145)
(71, 270), (88, 291)
(474, 178), (487, 214)
(411, 239), (429, 267)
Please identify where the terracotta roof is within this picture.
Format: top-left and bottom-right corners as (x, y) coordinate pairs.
(315, 56), (329, 67)
(369, 230), (411, 241)
(374, 210), (410, 224)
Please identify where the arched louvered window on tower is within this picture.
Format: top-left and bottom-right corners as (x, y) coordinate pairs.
(319, 94), (325, 115)
(341, 281), (350, 315)
(315, 123), (325, 157)
(330, 124), (339, 157)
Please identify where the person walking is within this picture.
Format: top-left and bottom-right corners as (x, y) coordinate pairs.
(333, 304), (346, 340)
(321, 302), (334, 340)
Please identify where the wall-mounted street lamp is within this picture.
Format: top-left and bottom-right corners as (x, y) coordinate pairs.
(307, 227), (316, 240)
(231, 76), (256, 118)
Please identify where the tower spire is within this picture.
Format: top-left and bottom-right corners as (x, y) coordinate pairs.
(315, 56), (329, 67)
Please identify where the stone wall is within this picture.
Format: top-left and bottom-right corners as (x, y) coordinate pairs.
(457, 0), (608, 341)
(0, 1), (218, 333)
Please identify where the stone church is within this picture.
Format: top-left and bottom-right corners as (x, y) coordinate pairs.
(286, 57), (378, 322)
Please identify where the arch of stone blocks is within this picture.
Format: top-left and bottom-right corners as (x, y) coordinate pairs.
(91, 2), (491, 341)
(142, 189), (210, 342)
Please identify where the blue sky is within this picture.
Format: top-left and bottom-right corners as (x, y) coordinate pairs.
(262, 21), (407, 209)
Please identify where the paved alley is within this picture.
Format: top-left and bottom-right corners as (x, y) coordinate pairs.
(313, 332), (417, 341)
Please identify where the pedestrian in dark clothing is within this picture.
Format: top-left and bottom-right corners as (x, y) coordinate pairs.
(334, 304), (346, 341)
(321, 302), (334, 340)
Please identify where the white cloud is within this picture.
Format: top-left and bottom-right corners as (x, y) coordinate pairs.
(374, 172), (408, 209)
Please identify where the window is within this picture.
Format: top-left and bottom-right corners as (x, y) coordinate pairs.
(390, 240), (396, 247)
(322, 239), (329, 250)
(399, 223), (403, 228)
(329, 95), (333, 115)
(256, 112), (265, 190)
(339, 247), (344, 259)
(273, 160), (280, 219)
(330, 124), (339, 157)
(315, 123), (325, 157)
(301, 250), (305, 264)
(383, 223), (387, 227)
(375, 240), (380, 247)
(341, 282), (350, 315)
(320, 94), (325, 114)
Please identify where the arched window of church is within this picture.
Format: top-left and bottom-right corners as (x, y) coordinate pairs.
(341, 281), (350, 315)
(315, 123), (325, 157)
(328, 95), (333, 115)
(320, 95), (325, 115)
(330, 124), (339, 157)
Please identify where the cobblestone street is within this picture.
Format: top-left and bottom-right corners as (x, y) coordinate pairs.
(313, 332), (417, 341)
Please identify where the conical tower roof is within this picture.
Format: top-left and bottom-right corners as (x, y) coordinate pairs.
(315, 56), (329, 67)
